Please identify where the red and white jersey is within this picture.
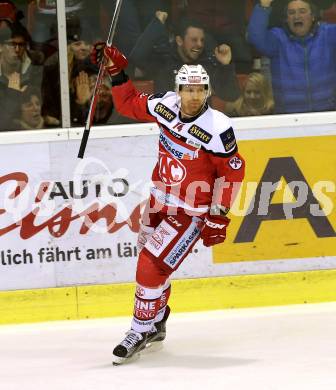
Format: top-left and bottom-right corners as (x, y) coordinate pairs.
(112, 79), (245, 215)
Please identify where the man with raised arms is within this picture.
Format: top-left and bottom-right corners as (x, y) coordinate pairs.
(91, 43), (246, 365)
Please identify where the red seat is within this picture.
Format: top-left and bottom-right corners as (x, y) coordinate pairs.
(0, 1), (16, 23)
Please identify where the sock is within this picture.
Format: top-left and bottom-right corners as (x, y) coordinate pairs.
(154, 279), (171, 323)
(131, 283), (163, 333)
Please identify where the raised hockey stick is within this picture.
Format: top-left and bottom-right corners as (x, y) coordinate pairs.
(77, 0), (123, 159)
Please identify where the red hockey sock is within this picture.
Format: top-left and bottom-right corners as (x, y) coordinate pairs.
(155, 279), (171, 323)
(131, 284), (162, 333)
(131, 251), (171, 332)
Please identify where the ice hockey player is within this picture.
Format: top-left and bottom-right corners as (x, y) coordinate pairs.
(91, 43), (246, 365)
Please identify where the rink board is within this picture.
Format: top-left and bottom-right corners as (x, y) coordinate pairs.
(0, 128), (335, 324)
(0, 134), (335, 293)
(0, 269), (336, 324)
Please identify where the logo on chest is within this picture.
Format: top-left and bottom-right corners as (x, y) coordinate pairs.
(158, 153), (186, 186)
(188, 124), (212, 144)
(154, 103), (177, 122)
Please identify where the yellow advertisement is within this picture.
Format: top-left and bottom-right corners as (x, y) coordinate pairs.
(214, 135), (336, 262)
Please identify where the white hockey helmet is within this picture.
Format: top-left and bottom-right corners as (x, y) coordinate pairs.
(175, 64), (211, 97)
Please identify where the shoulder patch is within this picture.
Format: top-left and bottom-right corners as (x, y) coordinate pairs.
(219, 127), (237, 152)
(229, 156), (243, 170)
(154, 103), (177, 122)
(188, 124), (212, 144)
(148, 92), (167, 100)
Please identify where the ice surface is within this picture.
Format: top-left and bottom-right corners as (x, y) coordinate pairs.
(0, 302), (335, 390)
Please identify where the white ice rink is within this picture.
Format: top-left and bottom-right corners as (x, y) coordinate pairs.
(1, 302), (335, 390)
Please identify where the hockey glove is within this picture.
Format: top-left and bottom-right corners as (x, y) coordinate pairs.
(91, 42), (128, 76)
(200, 214), (230, 247)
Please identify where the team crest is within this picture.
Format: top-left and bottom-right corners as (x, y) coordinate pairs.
(158, 153), (186, 186)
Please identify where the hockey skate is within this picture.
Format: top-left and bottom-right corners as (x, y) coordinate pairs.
(112, 330), (147, 365)
(145, 305), (171, 351)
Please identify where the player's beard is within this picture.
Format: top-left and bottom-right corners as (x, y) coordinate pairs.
(176, 94), (207, 119)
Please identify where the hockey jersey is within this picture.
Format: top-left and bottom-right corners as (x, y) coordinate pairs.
(111, 79), (245, 215)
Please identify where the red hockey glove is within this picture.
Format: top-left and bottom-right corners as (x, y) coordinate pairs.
(200, 215), (230, 247)
(91, 42), (128, 76)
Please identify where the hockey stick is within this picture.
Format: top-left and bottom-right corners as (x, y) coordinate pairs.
(77, 0), (123, 159)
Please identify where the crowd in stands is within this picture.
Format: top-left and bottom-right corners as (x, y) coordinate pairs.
(1, 0), (336, 131)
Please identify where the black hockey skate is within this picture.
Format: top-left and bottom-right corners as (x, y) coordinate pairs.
(112, 330), (147, 365)
(146, 305), (170, 350)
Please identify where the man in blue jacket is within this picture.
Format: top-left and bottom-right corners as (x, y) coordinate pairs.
(248, 0), (336, 114)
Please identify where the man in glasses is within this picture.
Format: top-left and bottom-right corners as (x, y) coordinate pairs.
(0, 21), (43, 130)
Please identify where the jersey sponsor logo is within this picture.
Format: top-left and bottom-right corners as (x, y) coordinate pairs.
(134, 297), (157, 320)
(154, 103), (177, 122)
(148, 92), (167, 100)
(145, 220), (178, 256)
(158, 153), (187, 186)
(186, 138), (201, 149)
(133, 317), (154, 325)
(135, 299), (156, 311)
(164, 224), (200, 268)
(159, 133), (195, 160)
(229, 156), (243, 170)
(159, 124), (182, 140)
(188, 124), (212, 144)
(220, 127), (237, 152)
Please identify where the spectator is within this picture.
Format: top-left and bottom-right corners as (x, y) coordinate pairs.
(225, 72), (274, 116)
(0, 20), (42, 85)
(130, 15), (240, 101)
(257, 0), (335, 27)
(41, 15), (97, 126)
(32, 0), (163, 55)
(9, 85), (45, 130)
(100, 0), (170, 56)
(175, 0), (253, 73)
(0, 20), (43, 130)
(71, 69), (113, 126)
(31, 0), (100, 43)
(248, 0), (336, 114)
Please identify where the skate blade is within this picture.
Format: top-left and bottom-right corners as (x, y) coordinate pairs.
(112, 352), (140, 366)
(143, 341), (163, 353)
